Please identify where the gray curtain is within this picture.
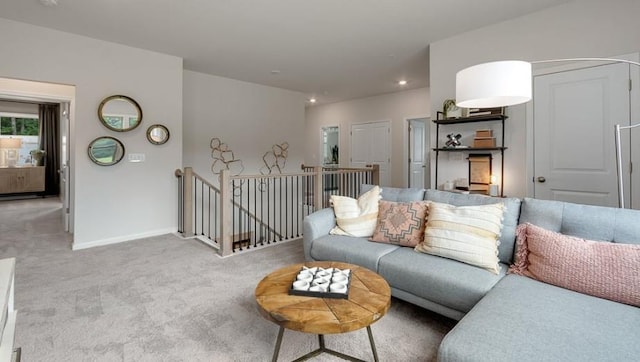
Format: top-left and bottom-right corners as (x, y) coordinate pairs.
(38, 104), (60, 196)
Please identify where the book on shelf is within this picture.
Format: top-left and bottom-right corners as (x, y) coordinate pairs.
(467, 111), (492, 116)
(465, 107), (505, 117)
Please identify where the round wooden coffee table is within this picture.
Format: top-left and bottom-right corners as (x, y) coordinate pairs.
(255, 261), (391, 362)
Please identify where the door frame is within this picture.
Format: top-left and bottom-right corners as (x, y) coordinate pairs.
(320, 125), (340, 166)
(405, 115), (430, 188)
(525, 53), (640, 202)
(0, 77), (76, 234)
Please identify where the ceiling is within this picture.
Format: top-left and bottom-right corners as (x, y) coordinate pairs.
(0, 0), (575, 105)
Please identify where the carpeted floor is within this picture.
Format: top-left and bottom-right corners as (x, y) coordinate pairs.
(0, 198), (455, 361)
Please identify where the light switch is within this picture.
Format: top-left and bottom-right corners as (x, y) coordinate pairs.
(128, 153), (145, 162)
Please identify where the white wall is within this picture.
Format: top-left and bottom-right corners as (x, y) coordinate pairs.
(0, 18), (183, 248)
(305, 88), (430, 187)
(430, 0), (640, 197)
(183, 70), (306, 184)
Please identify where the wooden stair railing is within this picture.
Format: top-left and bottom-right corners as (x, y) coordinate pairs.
(176, 164), (379, 256)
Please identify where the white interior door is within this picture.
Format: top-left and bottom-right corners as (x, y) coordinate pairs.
(533, 63), (631, 207)
(408, 118), (428, 188)
(351, 121), (390, 186)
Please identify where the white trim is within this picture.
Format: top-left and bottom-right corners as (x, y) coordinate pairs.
(71, 228), (176, 250)
(525, 101), (535, 197)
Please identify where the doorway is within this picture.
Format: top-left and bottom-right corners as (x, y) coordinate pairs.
(0, 77), (75, 234)
(321, 126), (339, 166)
(532, 62), (631, 207)
(407, 117), (429, 188)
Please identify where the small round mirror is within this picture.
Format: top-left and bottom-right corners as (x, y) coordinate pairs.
(98, 95), (142, 132)
(146, 124), (170, 145)
(88, 136), (125, 166)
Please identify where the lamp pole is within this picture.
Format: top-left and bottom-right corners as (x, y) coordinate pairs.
(615, 123), (640, 208)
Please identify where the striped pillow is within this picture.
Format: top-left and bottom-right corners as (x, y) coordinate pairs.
(415, 201), (505, 274)
(329, 186), (381, 237)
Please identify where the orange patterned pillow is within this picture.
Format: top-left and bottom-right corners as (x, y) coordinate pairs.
(369, 200), (429, 247)
(509, 223), (640, 307)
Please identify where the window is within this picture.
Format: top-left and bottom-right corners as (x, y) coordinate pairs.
(0, 112), (40, 166)
(0, 113), (39, 136)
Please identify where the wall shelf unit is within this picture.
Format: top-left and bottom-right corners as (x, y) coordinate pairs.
(433, 112), (507, 197)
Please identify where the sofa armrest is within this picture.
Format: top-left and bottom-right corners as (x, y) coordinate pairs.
(303, 208), (336, 261)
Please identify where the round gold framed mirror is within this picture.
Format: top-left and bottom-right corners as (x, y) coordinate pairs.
(88, 136), (125, 166)
(98, 95), (143, 132)
(146, 124), (170, 145)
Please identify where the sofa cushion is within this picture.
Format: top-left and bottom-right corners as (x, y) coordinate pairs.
(510, 223), (640, 307)
(309, 234), (399, 272)
(361, 184), (425, 202)
(415, 202), (504, 274)
(378, 248), (506, 314)
(438, 274), (640, 362)
(424, 189), (521, 264)
(519, 197), (640, 245)
(370, 200), (429, 247)
(330, 185), (381, 237)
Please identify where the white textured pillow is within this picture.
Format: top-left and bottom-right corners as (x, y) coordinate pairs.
(415, 201), (505, 274)
(330, 186), (381, 237)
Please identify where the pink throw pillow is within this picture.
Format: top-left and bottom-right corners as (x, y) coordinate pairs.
(509, 223), (640, 307)
(369, 200), (429, 247)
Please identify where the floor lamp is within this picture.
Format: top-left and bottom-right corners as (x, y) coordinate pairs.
(455, 57), (640, 208)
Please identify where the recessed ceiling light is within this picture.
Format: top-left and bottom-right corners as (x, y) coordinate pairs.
(309, 98), (317, 103)
(270, 70), (281, 75)
(39, 0), (59, 6)
(398, 80), (408, 86)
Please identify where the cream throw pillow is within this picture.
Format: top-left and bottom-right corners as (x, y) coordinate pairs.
(330, 186), (381, 237)
(415, 201), (505, 274)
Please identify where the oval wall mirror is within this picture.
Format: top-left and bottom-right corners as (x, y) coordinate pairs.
(88, 136), (125, 166)
(98, 95), (143, 132)
(146, 124), (170, 145)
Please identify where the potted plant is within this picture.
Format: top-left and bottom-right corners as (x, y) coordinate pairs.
(443, 99), (462, 119)
(29, 149), (45, 166)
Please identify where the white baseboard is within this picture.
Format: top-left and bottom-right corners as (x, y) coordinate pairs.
(71, 228), (177, 250)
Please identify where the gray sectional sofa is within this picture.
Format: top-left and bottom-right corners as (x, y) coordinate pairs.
(302, 187), (640, 361)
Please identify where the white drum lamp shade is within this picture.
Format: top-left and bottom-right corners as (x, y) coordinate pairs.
(456, 60), (533, 108)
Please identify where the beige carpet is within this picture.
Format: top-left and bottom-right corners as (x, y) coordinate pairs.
(0, 198), (455, 361)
